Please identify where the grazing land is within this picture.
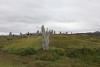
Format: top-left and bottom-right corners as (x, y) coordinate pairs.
(0, 34), (100, 67)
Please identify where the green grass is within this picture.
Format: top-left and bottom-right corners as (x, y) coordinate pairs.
(50, 35), (100, 49)
(0, 34), (100, 67)
(0, 52), (26, 67)
(3, 36), (41, 49)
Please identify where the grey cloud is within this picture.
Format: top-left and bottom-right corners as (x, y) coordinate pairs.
(0, 0), (100, 33)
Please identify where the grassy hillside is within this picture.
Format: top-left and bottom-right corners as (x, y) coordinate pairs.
(0, 34), (100, 67)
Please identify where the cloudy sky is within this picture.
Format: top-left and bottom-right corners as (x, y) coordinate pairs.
(0, 0), (100, 34)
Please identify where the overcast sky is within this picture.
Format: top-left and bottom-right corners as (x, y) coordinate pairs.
(0, 0), (100, 34)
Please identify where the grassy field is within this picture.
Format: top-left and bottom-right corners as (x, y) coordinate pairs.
(0, 34), (100, 67)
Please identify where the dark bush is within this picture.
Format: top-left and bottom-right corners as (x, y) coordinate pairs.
(17, 47), (36, 56)
(7, 47), (36, 56)
(54, 48), (65, 56)
(66, 48), (93, 58)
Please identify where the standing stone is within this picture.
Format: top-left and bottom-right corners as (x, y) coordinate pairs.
(60, 32), (62, 34)
(54, 30), (56, 34)
(9, 32), (13, 40)
(41, 25), (50, 50)
(20, 32), (23, 38)
(66, 32), (68, 34)
(27, 32), (30, 38)
(71, 32), (72, 34)
(36, 30), (40, 35)
(9, 32), (12, 37)
(37, 30), (39, 34)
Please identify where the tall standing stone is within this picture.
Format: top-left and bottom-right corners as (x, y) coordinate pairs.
(54, 30), (56, 34)
(41, 25), (50, 50)
(9, 32), (12, 37)
(20, 32), (23, 38)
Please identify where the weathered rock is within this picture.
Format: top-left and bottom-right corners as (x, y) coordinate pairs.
(41, 25), (50, 50)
